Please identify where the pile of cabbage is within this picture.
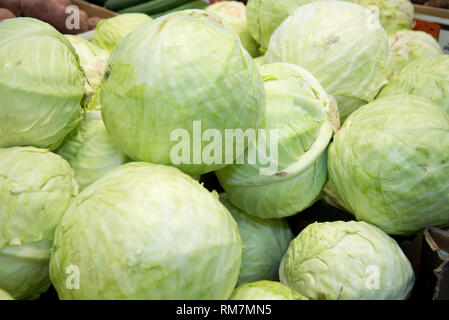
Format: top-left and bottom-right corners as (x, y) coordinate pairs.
(0, 0), (447, 301)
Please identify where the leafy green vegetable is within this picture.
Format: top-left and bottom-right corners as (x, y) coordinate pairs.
(50, 162), (242, 299)
(216, 63), (336, 218)
(230, 280), (309, 300)
(387, 30), (443, 78)
(65, 36), (110, 111)
(56, 111), (128, 190)
(254, 55), (264, 66)
(353, 0), (414, 35)
(328, 94), (449, 235)
(207, 1), (260, 57)
(0, 289), (14, 300)
(152, 1), (208, 18)
(91, 13), (152, 52)
(118, 0), (193, 15)
(280, 221), (415, 299)
(264, 1), (390, 121)
(379, 55), (449, 115)
(221, 195), (293, 285)
(101, 10), (265, 176)
(0, 18), (84, 150)
(246, 0), (348, 53)
(0, 147), (78, 299)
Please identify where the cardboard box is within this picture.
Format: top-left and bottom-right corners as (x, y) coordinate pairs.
(402, 227), (449, 300)
(71, 0), (117, 19)
(414, 4), (449, 53)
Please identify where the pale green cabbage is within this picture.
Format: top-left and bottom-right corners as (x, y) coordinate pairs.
(216, 63), (336, 218)
(0, 18), (84, 150)
(328, 94), (449, 235)
(0, 147), (78, 299)
(254, 55), (265, 66)
(0, 289), (13, 300)
(379, 55), (449, 115)
(230, 280), (309, 300)
(246, 0), (348, 53)
(101, 10), (265, 176)
(265, 1), (390, 121)
(220, 195), (293, 285)
(207, 1), (260, 57)
(56, 111), (128, 190)
(91, 13), (152, 52)
(387, 30), (443, 78)
(353, 0), (414, 35)
(280, 221), (415, 299)
(389, 30), (443, 78)
(50, 162), (242, 300)
(65, 35), (110, 110)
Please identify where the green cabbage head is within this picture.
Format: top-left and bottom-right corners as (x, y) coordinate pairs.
(265, 1), (390, 121)
(353, 0), (414, 35)
(91, 13), (152, 52)
(216, 63), (337, 219)
(0, 289), (13, 300)
(254, 55), (265, 66)
(280, 221), (415, 300)
(379, 55), (449, 115)
(0, 18), (84, 150)
(220, 195), (293, 285)
(246, 0), (348, 53)
(230, 280), (309, 300)
(389, 30), (443, 78)
(387, 30), (442, 78)
(56, 111), (128, 190)
(50, 162), (242, 300)
(65, 35), (110, 110)
(101, 10), (265, 176)
(328, 94), (449, 235)
(207, 1), (260, 57)
(0, 147), (78, 299)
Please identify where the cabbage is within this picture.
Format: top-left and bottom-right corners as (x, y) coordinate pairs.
(0, 18), (84, 150)
(0, 289), (13, 300)
(387, 30), (443, 78)
(216, 63), (336, 218)
(379, 55), (449, 115)
(91, 13), (152, 52)
(56, 111), (128, 190)
(207, 1), (260, 57)
(280, 221), (415, 300)
(230, 280), (309, 300)
(65, 35), (110, 110)
(265, 1), (390, 121)
(0, 147), (78, 299)
(353, 0), (414, 35)
(254, 55), (265, 66)
(328, 94), (449, 235)
(50, 162), (242, 299)
(101, 10), (265, 176)
(220, 195), (293, 285)
(246, 0), (348, 53)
